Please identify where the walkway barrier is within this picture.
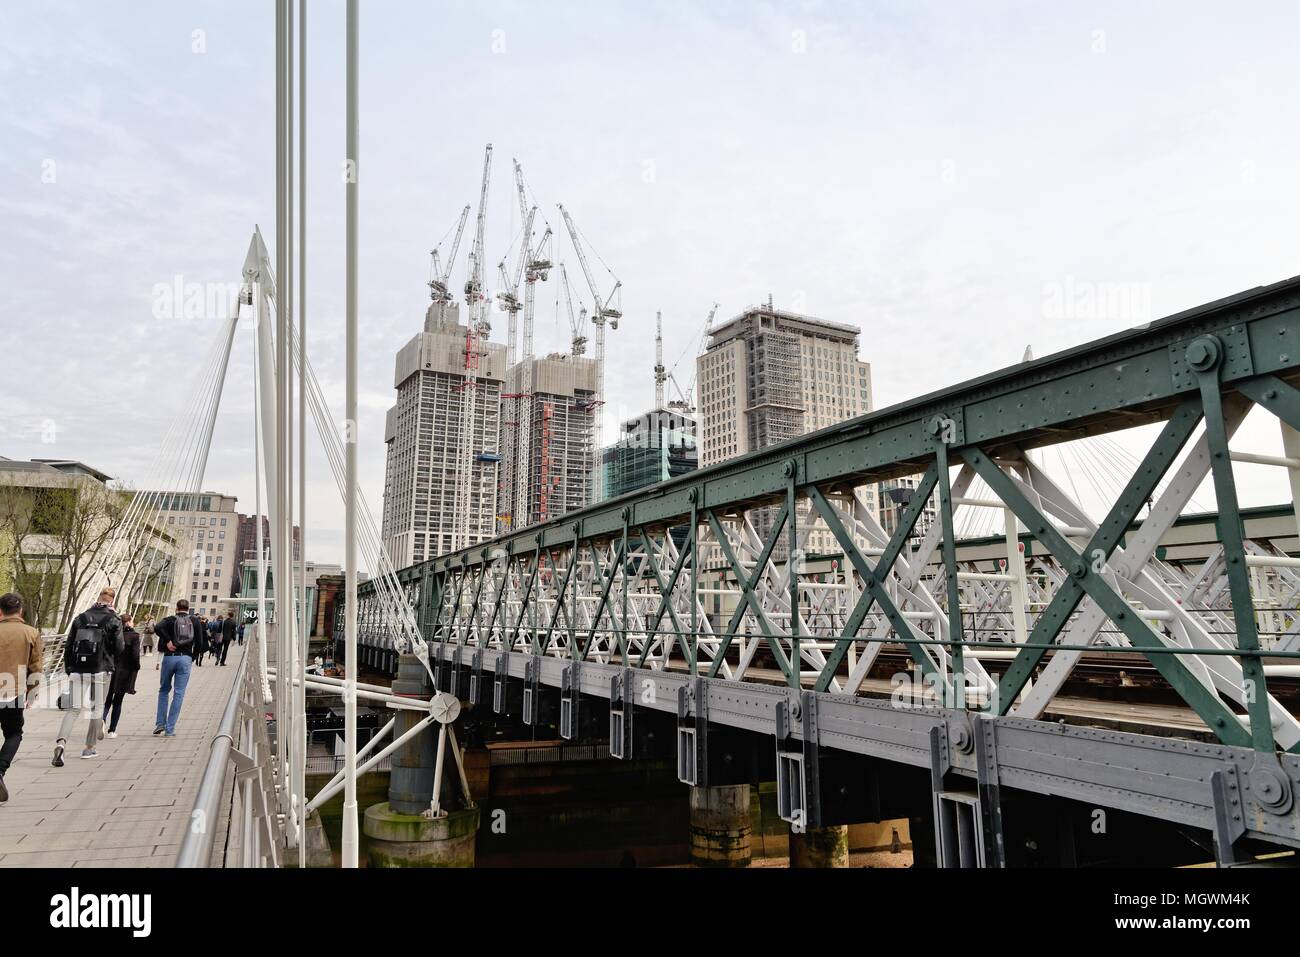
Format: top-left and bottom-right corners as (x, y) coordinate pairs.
(176, 635), (285, 867)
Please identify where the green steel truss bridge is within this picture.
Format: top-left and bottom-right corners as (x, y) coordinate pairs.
(348, 274), (1300, 867)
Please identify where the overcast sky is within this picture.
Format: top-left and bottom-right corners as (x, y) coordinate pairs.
(2, 1), (1299, 567)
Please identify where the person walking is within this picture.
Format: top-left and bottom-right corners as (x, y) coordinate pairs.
(216, 611), (236, 666)
(154, 600), (197, 736)
(236, 620), (245, 646)
(0, 593), (43, 802)
(208, 618), (224, 668)
(55, 587), (122, 765)
(101, 613), (142, 738)
(192, 615), (210, 667)
(140, 615), (156, 656)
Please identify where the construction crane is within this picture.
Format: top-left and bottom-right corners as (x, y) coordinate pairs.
(451, 144), (493, 554)
(428, 205), (470, 306)
(667, 302), (719, 415)
(654, 311), (666, 410)
(496, 204), (535, 367)
(559, 262), (588, 356)
(558, 203), (620, 426)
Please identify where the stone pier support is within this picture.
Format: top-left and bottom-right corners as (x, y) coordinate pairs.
(790, 824), (850, 868)
(689, 784), (752, 867)
(365, 653), (479, 867)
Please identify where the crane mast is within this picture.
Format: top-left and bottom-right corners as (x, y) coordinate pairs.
(558, 203), (620, 447)
(654, 311), (666, 410)
(451, 144), (493, 553)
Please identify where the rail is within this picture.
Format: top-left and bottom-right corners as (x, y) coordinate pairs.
(176, 633), (285, 867)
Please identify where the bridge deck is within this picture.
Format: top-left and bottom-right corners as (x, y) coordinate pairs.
(0, 645), (244, 868)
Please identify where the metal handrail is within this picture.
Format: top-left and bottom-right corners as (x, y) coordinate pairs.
(176, 634), (283, 867)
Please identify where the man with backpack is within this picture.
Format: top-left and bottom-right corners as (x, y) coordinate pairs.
(54, 587), (123, 765)
(153, 599), (198, 736)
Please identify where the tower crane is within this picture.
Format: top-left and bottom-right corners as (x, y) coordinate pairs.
(666, 302), (719, 416)
(503, 160), (555, 532)
(654, 311), (666, 410)
(557, 203), (620, 421)
(559, 263), (588, 356)
(428, 205), (470, 307)
(496, 204), (535, 367)
(451, 144), (493, 553)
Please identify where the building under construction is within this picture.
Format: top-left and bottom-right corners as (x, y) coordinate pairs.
(381, 300), (506, 568)
(498, 352), (598, 531)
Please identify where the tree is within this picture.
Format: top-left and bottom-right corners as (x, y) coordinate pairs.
(53, 482), (130, 632)
(0, 484), (65, 629)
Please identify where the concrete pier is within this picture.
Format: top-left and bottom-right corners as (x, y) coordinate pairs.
(689, 783), (752, 867)
(790, 824), (850, 868)
(364, 803), (479, 867)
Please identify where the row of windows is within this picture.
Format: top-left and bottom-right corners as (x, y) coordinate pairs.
(168, 515), (230, 527)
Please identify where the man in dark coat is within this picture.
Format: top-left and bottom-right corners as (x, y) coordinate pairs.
(217, 611), (236, 666)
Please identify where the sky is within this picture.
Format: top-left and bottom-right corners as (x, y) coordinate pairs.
(2, 0), (1299, 568)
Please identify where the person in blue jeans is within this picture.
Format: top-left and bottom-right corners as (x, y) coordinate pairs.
(152, 599), (197, 736)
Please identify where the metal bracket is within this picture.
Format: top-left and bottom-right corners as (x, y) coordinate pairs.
(522, 655), (540, 726)
(492, 652), (508, 715)
(468, 649), (483, 706)
(451, 645), (463, 697)
(973, 716), (1006, 868)
(1170, 324), (1253, 391)
(775, 692), (815, 828)
(560, 662), (580, 740)
(676, 679), (705, 786)
(431, 644), (444, 691)
(1211, 764), (1248, 867)
(609, 668), (634, 760)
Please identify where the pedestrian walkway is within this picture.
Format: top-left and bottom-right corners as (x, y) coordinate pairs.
(0, 645), (246, 867)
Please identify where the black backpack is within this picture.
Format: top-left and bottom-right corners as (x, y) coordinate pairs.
(69, 609), (118, 673)
(71, 616), (106, 671)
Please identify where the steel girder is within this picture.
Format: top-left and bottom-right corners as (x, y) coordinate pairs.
(340, 275), (1300, 856)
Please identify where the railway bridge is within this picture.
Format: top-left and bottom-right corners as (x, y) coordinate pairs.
(348, 274), (1300, 867)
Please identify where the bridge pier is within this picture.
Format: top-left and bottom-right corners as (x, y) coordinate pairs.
(689, 784), (752, 867)
(365, 653), (479, 867)
(790, 825), (850, 868)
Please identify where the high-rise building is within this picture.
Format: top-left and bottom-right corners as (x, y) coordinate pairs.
(597, 408), (698, 502)
(696, 302), (877, 554)
(878, 476), (938, 539)
(231, 513), (300, 598)
(498, 352), (598, 531)
(382, 301), (507, 568)
(145, 490), (238, 618)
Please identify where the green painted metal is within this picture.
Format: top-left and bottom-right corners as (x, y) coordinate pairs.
(933, 431), (965, 703)
(786, 463), (801, 689)
(967, 448), (1252, 746)
(637, 528), (692, 663)
(992, 399), (1205, 711)
(704, 507), (793, 682)
(1193, 340), (1274, 752)
(348, 275), (1300, 754)
(579, 538), (625, 661)
(807, 485), (941, 686)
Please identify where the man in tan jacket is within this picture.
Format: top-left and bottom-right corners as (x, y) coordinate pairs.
(0, 592), (43, 801)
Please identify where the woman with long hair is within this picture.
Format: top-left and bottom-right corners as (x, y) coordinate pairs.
(101, 613), (142, 738)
